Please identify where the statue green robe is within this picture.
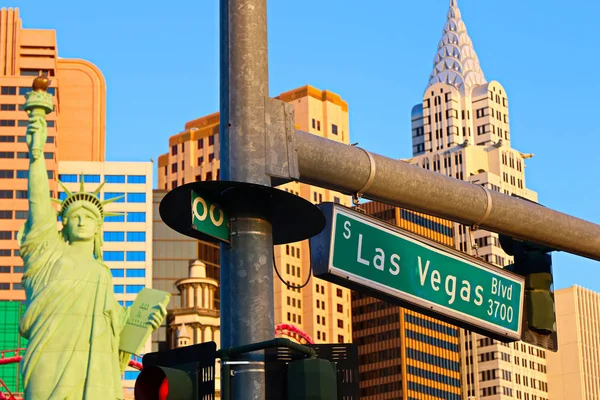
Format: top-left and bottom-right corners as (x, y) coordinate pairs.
(18, 206), (128, 400)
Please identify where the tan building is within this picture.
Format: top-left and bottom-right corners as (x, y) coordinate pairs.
(409, 1), (548, 399)
(0, 8), (106, 301)
(546, 285), (600, 399)
(353, 201), (461, 400)
(156, 85), (353, 345)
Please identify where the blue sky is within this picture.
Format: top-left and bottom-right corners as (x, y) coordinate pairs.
(10, 0), (600, 291)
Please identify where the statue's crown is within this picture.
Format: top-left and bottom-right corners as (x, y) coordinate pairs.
(53, 175), (123, 219)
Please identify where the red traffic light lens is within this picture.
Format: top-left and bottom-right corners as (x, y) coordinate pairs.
(158, 377), (169, 400)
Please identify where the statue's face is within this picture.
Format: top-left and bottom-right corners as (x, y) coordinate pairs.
(64, 207), (99, 242)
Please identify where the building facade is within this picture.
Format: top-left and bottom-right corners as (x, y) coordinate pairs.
(352, 201), (461, 400)
(156, 85), (353, 345)
(546, 285), (600, 399)
(57, 161), (153, 393)
(409, 1), (548, 399)
(151, 189), (221, 352)
(0, 7), (106, 301)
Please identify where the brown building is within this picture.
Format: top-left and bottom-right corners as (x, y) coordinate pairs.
(0, 8), (106, 301)
(156, 85), (353, 346)
(352, 201), (462, 400)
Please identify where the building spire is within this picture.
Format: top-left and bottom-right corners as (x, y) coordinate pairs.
(427, 0), (486, 94)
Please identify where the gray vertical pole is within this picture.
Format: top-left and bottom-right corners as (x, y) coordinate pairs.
(219, 0), (273, 398)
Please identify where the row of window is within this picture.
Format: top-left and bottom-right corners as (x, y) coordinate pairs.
(406, 347), (460, 372)
(103, 232), (147, 242)
(405, 329), (459, 352)
(0, 249), (20, 257)
(400, 209), (453, 238)
(0, 282), (22, 290)
(0, 151), (54, 159)
(354, 328), (400, 346)
(407, 380), (460, 399)
(0, 266), (23, 273)
(404, 313), (459, 337)
(113, 284), (145, 294)
(105, 212), (146, 223)
(58, 174), (147, 184)
(0, 211), (28, 220)
(360, 365), (401, 382)
(58, 192), (147, 203)
(0, 170), (54, 179)
(0, 120), (56, 128)
(407, 365), (460, 388)
(1, 86), (56, 96)
(286, 311), (301, 324)
(111, 269), (146, 278)
(310, 119), (339, 136)
(103, 251), (146, 262)
(286, 296), (301, 309)
(0, 135), (55, 143)
(171, 136), (216, 156)
(502, 152), (523, 171)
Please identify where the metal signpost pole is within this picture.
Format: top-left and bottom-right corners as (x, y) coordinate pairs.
(220, 0), (273, 398)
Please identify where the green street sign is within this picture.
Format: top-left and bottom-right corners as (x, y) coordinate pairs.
(191, 190), (229, 243)
(310, 203), (525, 341)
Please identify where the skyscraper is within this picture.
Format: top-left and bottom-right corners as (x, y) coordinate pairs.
(156, 85), (353, 346)
(352, 201), (461, 400)
(0, 7), (106, 301)
(409, 1), (548, 399)
(546, 285), (600, 399)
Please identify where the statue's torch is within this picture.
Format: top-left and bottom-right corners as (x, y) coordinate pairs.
(23, 76), (54, 161)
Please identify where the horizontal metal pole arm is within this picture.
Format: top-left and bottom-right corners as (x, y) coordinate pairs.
(294, 130), (600, 261)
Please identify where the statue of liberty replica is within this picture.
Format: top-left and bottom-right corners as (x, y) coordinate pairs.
(17, 76), (167, 399)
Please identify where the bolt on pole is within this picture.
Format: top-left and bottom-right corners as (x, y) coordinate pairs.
(219, 0), (273, 398)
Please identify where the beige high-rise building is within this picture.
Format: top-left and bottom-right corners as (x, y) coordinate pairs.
(546, 285), (600, 399)
(156, 85), (353, 346)
(408, 1), (549, 399)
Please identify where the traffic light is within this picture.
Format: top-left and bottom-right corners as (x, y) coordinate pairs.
(134, 342), (217, 400)
(499, 234), (558, 350)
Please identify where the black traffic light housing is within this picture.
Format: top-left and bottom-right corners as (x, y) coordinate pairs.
(134, 341), (217, 400)
(499, 234), (558, 351)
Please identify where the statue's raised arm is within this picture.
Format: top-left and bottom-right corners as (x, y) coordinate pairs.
(24, 75), (54, 229)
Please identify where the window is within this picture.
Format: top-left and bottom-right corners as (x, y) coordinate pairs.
(0, 283), (9, 290)
(105, 175), (125, 183)
(124, 371), (140, 381)
(15, 211), (28, 219)
(171, 163), (177, 173)
(331, 124), (338, 135)
(126, 285), (144, 294)
(333, 196), (340, 204)
(104, 251), (125, 262)
(0, 136), (14, 142)
(336, 288), (343, 297)
(114, 285), (124, 294)
(209, 136), (215, 146)
(127, 212), (146, 223)
(197, 138), (203, 149)
(209, 153), (215, 162)
(0, 231), (11, 240)
(47, 121), (55, 128)
(0, 250), (10, 256)
(1, 87), (16, 95)
(127, 175), (146, 184)
(126, 269), (146, 278)
(171, 145), (178, 155)
(0, 152), (13, 160)
(83, 175), (100, 183)
(127, 232), (146, 242)
(312, 119), (316, 129)
(0, 266), (9, 273)
(111, 269), (125, 278)
(337, 319), (344, 328)
(338, 335), (344, 343)
(104, 214), (125, 222)
(337, 304), (343, 313)
(127, 251), (146, 262)
(15, 190), (27, 198)
(127, 193), (146, 203)
(103, 232), (124, 242)
(197, 156), (204, 165)
(0, 191), (12, 199)
(0, 120), (15, 127)
(105, 192), (125, 203)
(17, 120), (28, 127)
(205, 172), (213, 181)
(0, 211), (12, 219)
(0, 170), (13, 179)
(59, 174), (78, 183)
